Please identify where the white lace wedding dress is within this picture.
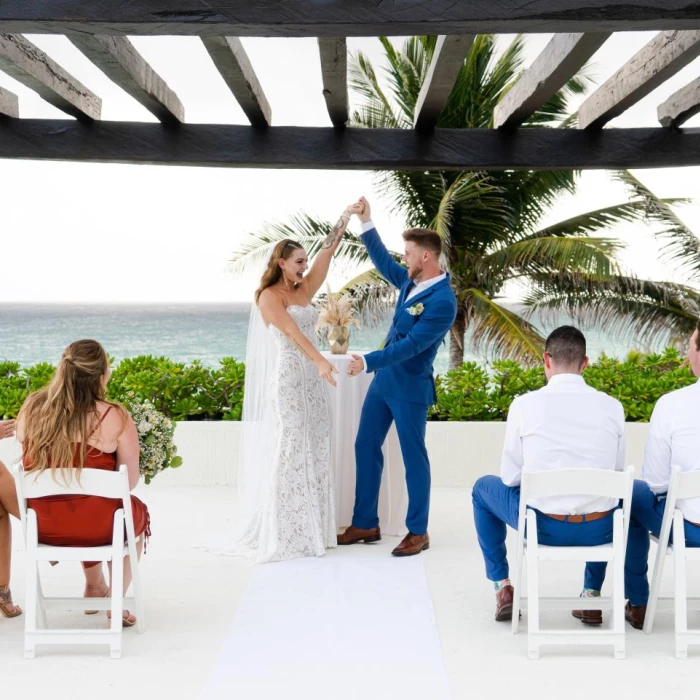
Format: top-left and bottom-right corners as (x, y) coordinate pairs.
(235, 304), (337, 563)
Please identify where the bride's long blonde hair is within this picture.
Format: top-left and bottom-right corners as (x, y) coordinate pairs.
(21, 339), (126, 478)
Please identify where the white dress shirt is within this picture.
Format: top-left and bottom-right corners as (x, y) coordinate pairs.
(642, 379), (700, 523)
(501, 373), (626, 514)
(356, 220), (446, 372)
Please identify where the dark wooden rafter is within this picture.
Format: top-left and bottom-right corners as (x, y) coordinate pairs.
(68, 35), (184, 124)
(658, 76), (700, 127)
(2, 1), (700, 36)
(201, 36), (270, 128)
(494, 33), (611, 129)
(578, 30), (700, 129)
(318, 37), (347, 127)
(1, 120), (699, 171)
(0, 85), (19, 117)
(414, 35), (475, 131)
(0, 34), (100, 121)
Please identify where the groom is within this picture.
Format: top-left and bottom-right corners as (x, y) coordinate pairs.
(340, 197), (457, 556)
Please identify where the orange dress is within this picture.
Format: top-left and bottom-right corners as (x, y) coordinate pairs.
(24, 444), (151, 564)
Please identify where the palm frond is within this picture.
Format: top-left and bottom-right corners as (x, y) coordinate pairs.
(523, 274), (700, 347)
(481, 236), (621, 284)
(465, 288), (546, 364)
(229, 213), (373, 276)
(533, 201), (658, 239)
(614, 170), (700, 278)
(348, 49), (405, 128)
(338, 268), (398, 327)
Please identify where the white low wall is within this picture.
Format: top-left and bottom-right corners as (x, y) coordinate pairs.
(0, 421), (647, 488)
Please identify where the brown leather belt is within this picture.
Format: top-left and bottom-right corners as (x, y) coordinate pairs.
(543, 509), (615, 524)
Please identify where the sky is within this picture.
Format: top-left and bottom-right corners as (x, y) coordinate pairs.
(1, 31), (699, 303)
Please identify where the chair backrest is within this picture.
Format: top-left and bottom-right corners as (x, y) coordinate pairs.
(15, 465), (132, 538)
(672, 467), (700, 501)
(655, 466), (700, 553)
(516, 466), (635, 544)
(521, 468), (633, 502)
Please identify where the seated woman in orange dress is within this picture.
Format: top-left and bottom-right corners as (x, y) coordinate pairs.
(16, 339), (150, 627)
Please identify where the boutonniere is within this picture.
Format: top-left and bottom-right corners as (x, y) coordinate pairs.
(407, 303), (424, 316)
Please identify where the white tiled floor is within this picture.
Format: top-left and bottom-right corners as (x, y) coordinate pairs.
(1, 485), (698, 699)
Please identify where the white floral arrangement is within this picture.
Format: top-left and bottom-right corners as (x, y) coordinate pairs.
(407, 302), (425, 316)
(125, 393), (183, 485)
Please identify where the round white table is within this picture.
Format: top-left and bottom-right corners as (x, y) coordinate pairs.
(322, 351), (408, 536)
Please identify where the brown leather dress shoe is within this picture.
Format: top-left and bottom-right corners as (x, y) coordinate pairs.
(391, 532), (429, 557)
(625, 602), (647, 630)
(572, 609), (603, 625)
(495, 585), (514, 621)
(337, 525), (381, 545)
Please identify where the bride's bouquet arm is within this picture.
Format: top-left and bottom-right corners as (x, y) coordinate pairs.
(304, 201), (365, 299)
(258, 289), (339, 387)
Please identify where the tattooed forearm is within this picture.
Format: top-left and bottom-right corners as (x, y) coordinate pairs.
(292, 336), (316, 362)
(322, 209), (351, 250)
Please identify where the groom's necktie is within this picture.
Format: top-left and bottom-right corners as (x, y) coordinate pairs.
(404, 281), (417, 303)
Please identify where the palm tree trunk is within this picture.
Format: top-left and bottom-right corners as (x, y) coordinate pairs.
(448, 308), (467, 370)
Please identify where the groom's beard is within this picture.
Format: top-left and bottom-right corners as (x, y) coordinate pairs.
(408, 265), (424, 281)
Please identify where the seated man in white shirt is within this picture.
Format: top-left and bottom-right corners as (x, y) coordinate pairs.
(624, 322), (700, 630)
(471, 326), (626, 623)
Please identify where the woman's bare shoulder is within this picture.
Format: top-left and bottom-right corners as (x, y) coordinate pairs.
(96, 401), (130, 439)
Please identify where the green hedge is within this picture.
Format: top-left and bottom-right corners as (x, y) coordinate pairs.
(0, 356), (245, 422)
(0, 348), (694, 423)
(432, 347), (695, 422)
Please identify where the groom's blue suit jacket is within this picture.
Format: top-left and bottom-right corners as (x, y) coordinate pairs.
(361, 228), (457, 405)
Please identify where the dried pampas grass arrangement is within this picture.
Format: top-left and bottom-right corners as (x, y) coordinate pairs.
(317, 285), (361, 330)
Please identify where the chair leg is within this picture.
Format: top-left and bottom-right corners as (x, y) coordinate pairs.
(526, 511), (540, 660)
(612, 510), (625, 659)
(644, 537), (668, 635)
(129, 536), (146, 635)
(673, 512), (688, 660)
(110, 514), (125, 659)
(24, 513), (39, 659)
(511, 538), (524, 635)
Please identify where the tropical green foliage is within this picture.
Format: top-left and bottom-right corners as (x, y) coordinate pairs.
(0, 356), (246, 422)
(230, 35), (700, 369)
(432, 347), (695, 422)
(2, 351), (694, 423)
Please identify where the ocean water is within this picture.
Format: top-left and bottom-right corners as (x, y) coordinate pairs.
(0, 303), (673, 375)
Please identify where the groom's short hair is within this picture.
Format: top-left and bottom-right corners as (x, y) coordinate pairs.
(403, 228), (442, 258)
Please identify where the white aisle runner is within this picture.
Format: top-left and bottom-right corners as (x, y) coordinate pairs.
(202, 554), (450, 700)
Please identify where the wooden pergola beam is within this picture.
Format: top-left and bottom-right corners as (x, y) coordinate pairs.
(201, 36), (270, 128)
(1, 1), (700, 36)
(1, 120), (699, 170)
(0, 34), (100, 121)
(68, 35), (184, 124)
(578, 30), (700, 129)
(318, 38), (348, 128)
(0, 85), (19, 117)
(658, 75), (700, 127)
(494, 33), (611, 129)
(414, 35), (475, 131)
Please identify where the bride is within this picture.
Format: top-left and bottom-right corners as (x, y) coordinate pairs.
(224, 201), (364, 563)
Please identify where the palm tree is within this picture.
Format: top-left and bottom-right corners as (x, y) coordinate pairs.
(231, 35), (700, 369)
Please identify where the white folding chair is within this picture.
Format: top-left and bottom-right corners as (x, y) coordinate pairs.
(511, 466), (634, 660)
(643, 466), (700, 659)
(15, 464), (145, 659)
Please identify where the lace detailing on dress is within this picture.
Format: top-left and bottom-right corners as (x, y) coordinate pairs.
(238, 304), (336, 563)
